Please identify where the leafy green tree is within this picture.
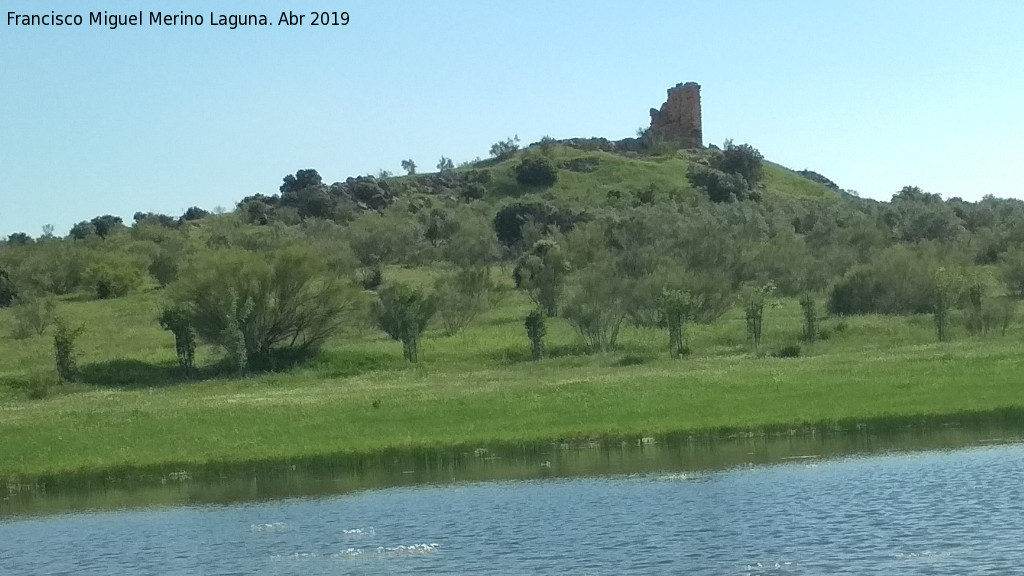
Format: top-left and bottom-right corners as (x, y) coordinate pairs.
(170, 247), (360, 370)
(7, 232), (32, 245)
(525, 309), (546, 360)
(69, 221), (96, 240)
(90, 215), (124, 239)
(437, 156), (455, 173)
(280, 168), (323, 194)
(374, 282), (437, 362)
(884, 186), (964, 243)
(718, 140), (764, 186)
(513, 239), (569, 316)
(489, 135), (520, 159)
(401, 159), (417, 175)
(180, 206), (210, 223)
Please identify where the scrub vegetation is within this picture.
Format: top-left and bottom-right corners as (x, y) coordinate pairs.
(3, 136), (1024, 478)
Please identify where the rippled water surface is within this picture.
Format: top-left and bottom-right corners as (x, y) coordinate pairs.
(4, 436), (1024, 574)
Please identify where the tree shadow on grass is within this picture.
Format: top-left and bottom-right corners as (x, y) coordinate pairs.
(488, 342), (592, 365)
(77, 359), (234, 389)
(76, 348), (404, 389)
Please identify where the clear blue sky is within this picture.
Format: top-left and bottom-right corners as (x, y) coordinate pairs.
(2, 1), (1023, 236)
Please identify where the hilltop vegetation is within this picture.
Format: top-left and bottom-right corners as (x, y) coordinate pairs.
(3, 135), (1024, 476)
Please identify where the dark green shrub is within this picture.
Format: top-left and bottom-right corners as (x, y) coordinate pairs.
(773, 344), (801, 358)
(524, 309), (546, 361)
(718, 141), (764, 186)
(492, 201), (583, 249)
(158, 304), (198, 376)
(687, 164), (750, 203)
(360, 263), (383, 290)
(513, 157), (558, 187)
(0, 266), (16, 307)
(827, 246), (938, 315)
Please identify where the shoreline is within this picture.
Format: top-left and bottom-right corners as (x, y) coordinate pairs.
(7, 406), (1024, 488)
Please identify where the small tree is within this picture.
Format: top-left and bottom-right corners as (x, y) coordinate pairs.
(525, 309), (546, 361)
(562, 265), (628, 353)
(53, 318), (84, 383)
(401, 159), (417, 175)
(934, 267), (964, 342)
(375, 282), (437, 362)
(513, 239), (569, 316)
(10, 296), (56, 340)
(159, 304), (198, 377)
(435, 266), (493, 336)
(170, 247), (361, 370)
(489, 135), (520, 159)
(437, 156), (455, 172)
(743, 284), (775, 351)
(799, 293), (818, 344)
(659, 289), (693, 358)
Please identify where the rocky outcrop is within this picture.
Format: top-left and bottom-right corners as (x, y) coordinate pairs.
(649, 82), (702, 148)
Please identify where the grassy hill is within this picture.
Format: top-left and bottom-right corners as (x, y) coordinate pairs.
(4, 141), (1020, 481)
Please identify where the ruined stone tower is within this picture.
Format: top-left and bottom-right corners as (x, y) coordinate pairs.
(649, 82), (702, 148)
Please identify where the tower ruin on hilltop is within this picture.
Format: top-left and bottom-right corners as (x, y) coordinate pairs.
(649, 82), (702, 148)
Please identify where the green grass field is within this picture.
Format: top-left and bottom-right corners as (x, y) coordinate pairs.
(2, 268), (1022, 479)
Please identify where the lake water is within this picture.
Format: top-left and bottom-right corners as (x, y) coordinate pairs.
(3, 421), (1024, 574)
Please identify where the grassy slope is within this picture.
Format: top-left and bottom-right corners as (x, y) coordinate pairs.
(3, 149), (1010, 479)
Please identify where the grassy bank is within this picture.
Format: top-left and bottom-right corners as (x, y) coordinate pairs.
(2, 276), (1023, 479)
